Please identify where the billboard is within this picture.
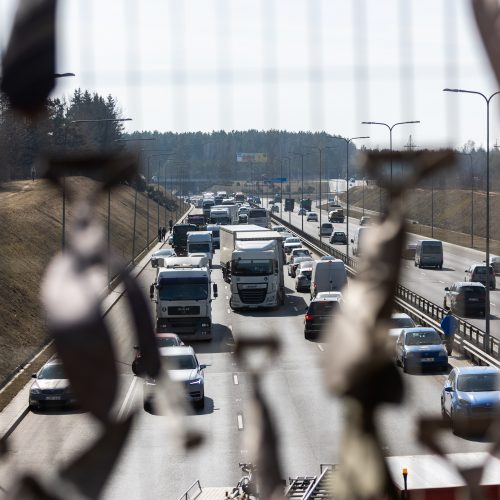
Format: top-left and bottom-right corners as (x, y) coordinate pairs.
(236, 153), (268, 163)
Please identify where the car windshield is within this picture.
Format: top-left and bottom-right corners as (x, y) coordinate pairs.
(405, 331), (442, 346)
(293, 250), (310, 258)
(473, 266), (492, 274)
(308, 301), (340, 315)
(156, 337), (179, 347)
(164, 354), (197, 370)
(158, 277), (208, 300)
(38, 364), (66, 379)
(390, 317), (416, 329)
(457, 373), (500, 392)
(461, 287), (485, 298)
(155, 250), (175, 257)
(286, 238), (300, 244)
(232, 259), (273, 276)
(189, 243), (210, 253)
(300, 270), (312, 278)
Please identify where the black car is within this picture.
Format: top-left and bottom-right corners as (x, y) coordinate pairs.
(330, 231), (347, 245)
(444, 281), (486, 317)
(304, 296), (342, 339)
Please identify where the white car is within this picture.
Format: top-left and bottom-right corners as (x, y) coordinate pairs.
(388, 313), (416, 348)
(306, 212), (318, 222)
(284, 237), (302, 255)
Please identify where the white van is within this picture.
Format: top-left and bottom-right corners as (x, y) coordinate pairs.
(351, 226), (370, 257)
(310, 259), (347, 298)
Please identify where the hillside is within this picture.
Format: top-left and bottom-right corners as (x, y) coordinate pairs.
(0, 177), (186, 401)
(344, 186), (500, 254)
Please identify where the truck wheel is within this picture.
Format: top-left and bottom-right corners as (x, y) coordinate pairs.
(143, 399), (153, 413)
(195, 398), (205, 410)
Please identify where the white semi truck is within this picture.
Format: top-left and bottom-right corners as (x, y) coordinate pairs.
(150, 261), (218, 341)
(210, 204), (238, 225)
(219, 224), (269, 281)
(229, 231), (285, 309)
(187, 231), (213, 266)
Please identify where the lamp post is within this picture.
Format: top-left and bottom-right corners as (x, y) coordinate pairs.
(114, 138), (156, 264)
(282, 156), (291, 223)
(62, 117), (132, 272)
(443, 88), (500, 353)
(462, 153), (474, 248)
(361, 121), (420, 184)
(336, 136), (369, 256)
(288, 151), (310, 232)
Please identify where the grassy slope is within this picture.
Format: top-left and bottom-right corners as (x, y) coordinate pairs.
(0, 177), (186, 390)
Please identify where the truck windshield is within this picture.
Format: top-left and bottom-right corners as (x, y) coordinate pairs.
(232, 259), (273, 276)
(248, 209), (266, 218)
(189, 243), (210, 253)
(158, 278), (208, 300)
(211, 217), (231, 224)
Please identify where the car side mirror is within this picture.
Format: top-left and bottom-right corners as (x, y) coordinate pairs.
(32, 373), (37, 378)
(213, 283), (218, 298)
(200, 364), (207, 370)
(149, 283), (155, 299)
(465, 269), (468, 273)
(305, 306), (308, 311)
(133, 345), (139, 350)
(444, 386), (453, 392)
(444, 287), (449, 291)
(350, 239), (354, 243)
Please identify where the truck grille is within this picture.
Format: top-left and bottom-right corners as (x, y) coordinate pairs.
(238, 285), (268, 304)
(168, 306), (200, 315)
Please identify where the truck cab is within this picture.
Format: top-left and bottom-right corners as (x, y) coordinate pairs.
(151, 265), (217, 341)
(187, 231), (213, 266)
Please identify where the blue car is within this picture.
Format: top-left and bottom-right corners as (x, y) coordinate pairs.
(441, 366), (500, 434)
(395, 327), (448, 373)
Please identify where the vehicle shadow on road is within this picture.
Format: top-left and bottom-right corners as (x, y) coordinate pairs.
(185, 396), (215, 416)
(190, 324), (235, 354)
(29, 406), (87, 416)
(234, 296), (308, 318)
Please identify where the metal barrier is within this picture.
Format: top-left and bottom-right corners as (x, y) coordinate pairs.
(271, 212), (500, 367)
(176, 479), (202, 500)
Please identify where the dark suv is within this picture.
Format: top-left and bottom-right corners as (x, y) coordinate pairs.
(444, 282), (486, 317)
(304, 296), (342, 339)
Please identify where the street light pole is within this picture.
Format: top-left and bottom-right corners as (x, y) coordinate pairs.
(336, 136), (369, 256)
(289, 151), (309, 232)
(443, 88), (500, 354)
(361, 121), (420, 183)
(282, 156), (291, 223)
(463, 153), (474, 248)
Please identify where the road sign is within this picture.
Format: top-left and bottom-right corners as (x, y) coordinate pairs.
(236, 153), (268, 163)
(284, 198), (295, 212)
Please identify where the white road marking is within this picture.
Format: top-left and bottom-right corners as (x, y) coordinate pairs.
(227, 308), (231, 314)
(317, 344), (324, 352)
(438, 280), (445, 284)
(237, 414), (244, 430)
(490, 303), (496, 307)
(293, 306), (298, 311)
(117, 376), (137, 420)
(233, 374), (239, 385)
(225, 295), (229, 300)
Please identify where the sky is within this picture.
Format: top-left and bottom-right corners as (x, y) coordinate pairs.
(1, 0), (499, 151)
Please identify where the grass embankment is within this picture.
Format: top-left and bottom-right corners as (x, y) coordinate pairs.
(343, 186), (500, 255)
(0, 178), (186, 409)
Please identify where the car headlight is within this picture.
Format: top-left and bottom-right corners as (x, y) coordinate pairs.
(458, 398), (471, 406)
(189, 378), (203, 385)
(30, 388), (41, 395)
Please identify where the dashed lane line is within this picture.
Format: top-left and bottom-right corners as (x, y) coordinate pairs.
(117, 376), (137, 420)
(237, 414), (244, 430)
(233, 374), (239, 385)
(317, 344), (325, 352)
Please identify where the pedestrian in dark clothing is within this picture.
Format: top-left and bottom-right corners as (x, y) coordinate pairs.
(440, 308), (458, 355)
(161, 227), (166, 241)
(31, 166), (36, 181)
(169, 219), (173, 233)
(158, 227), (162, 242)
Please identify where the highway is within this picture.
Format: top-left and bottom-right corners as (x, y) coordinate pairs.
(0, 228), (492, 499)
(264, 195), (500, 341)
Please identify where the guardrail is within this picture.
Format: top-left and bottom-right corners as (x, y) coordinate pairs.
(176, 479), (202, 500)
(271, 212), (500, 367)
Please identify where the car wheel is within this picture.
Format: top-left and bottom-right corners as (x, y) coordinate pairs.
(195, 398), (205, 410)
(402, 358), (408, 373)
(450, 410), (459, 435)
(441, 399), (448, 419)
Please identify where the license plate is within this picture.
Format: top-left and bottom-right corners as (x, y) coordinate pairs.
(421, 358), (434, 362)
(468, 298), (479, 302)
(45, 396), (62, 400)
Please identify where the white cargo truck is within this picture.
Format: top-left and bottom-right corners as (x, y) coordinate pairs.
(150, 263), (218, 341)
(187, 231), (213, 266)
(219, 224), (269, 281)
(228, 230), (285, 309)
(209, 206), (231, 225)
(229, 235), (285, 310)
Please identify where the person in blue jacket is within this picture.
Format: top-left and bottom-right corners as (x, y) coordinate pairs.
(440, 308), (458, 355)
